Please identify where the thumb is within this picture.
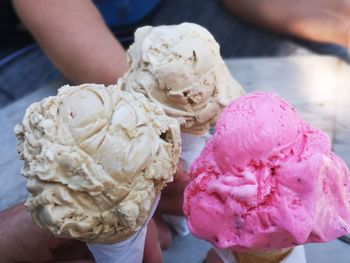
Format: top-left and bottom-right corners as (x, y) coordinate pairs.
(143, 219), (163, 263)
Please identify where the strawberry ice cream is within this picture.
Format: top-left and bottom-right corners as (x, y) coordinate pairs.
(184, 92), (350, 251)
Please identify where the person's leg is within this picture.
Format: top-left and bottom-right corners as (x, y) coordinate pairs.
(143, 0), (305, 57)
(0, 45), (65, 108)
(222, 0), (350, 49)
(144, 0), (349, 60)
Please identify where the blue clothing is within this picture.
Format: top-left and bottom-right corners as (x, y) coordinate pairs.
(94, 0), (161, 28)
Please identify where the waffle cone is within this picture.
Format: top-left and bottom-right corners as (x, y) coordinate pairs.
(233, 248), (292, 263)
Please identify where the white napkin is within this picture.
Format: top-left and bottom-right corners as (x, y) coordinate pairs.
(87, 194), (160, 263)
(88, 226), (147, 263)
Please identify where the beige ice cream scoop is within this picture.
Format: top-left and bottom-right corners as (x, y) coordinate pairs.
(15, 84), (181, 243)
(120, 22), (245, 135)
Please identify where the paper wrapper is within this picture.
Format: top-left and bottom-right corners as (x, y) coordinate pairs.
(214, 245), (306, 263)
(179, 132), (208, 171)
(163, 132), (208, 236)
(88, 194), (160, 263)
(88, 226), (147, 263)
(162, 214), (189, 236)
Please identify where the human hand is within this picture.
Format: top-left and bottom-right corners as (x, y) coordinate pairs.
(157, 162), (190, 216)
(0, 203), (167, 263)
(151, 162), (190, 251)
(143, 219), (163, 263)
(0, 203), (93, 263)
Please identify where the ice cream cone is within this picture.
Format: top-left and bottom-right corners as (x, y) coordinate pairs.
(16, 84), (181, 262)
(119, 23), (245, 236)
(214, 246), (307, 263)
(233, 248), (292, 263)
(120, 23), (244, 135)
(87, 194), (160, 263)
(184, 92), (350, 253)
(87, 225), (147, 263)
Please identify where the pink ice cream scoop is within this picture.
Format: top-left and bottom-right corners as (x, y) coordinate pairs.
(183, 92), (350, 251)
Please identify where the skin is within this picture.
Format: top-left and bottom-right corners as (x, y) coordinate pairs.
(144, 219), (163, 263)
(154, 213), (173, 250)
(155, 162), (190, 250)
(158, 163), (189, 216)
(0, 203), (164, 263)
(0, 203), (93, 263)
(206, 249), (223, 263)
(222, 0), (350, 48)
(0, 164), (189, 262)
(12, 0), (128, 84)
(13, 0), (350, 86)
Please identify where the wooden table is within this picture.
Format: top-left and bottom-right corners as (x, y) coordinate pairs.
(1, 55), (350, 211)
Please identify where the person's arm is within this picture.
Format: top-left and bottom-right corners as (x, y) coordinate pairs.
(12, 0), (128, 84)
(222, 0), (350, 48)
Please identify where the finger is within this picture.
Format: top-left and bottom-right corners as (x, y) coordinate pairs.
(158, 194), (184, 215)
(53, 240), (92, 261)
(162, 179), (188, 196)
(173, 161), (190, 182)
(153, 214), (172, 250)
(0, 203), (93, 262)
(0, 202), (60, 262)
(143, 219), (163, 263)
(206, 248), (224, 263)
(174, 161), (185, 181)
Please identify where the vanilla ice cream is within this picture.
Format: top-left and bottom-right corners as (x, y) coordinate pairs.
(15, 84), (181, 243)
(120, 22), (244, 135)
